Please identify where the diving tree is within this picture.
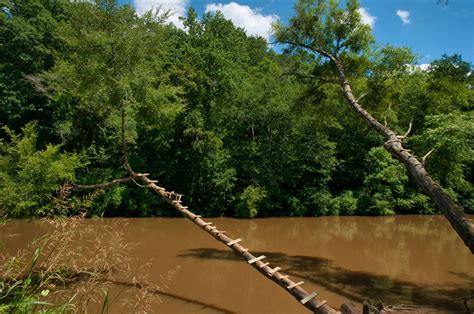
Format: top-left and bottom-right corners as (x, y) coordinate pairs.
(275, 0), (474, 253)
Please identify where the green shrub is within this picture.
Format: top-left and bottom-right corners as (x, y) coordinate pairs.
(0, 123), (83, 217)
(330, 190), (358, 216)
(236, 185), (267, 218)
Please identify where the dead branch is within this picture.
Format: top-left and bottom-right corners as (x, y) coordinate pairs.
(422, 148), (434, 165)
(356, 92), (368, 103)
(121, 102), (134, 176)
(72, 177), (134, 191)
(397, 118), (413, 140)
(451, 295), (473, 314)
(71, 173), (149, 191)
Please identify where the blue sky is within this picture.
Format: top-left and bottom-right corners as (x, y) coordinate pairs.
(120, 0), (474, 65)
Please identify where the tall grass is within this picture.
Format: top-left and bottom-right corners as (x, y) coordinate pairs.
(1, 187), (162, 312)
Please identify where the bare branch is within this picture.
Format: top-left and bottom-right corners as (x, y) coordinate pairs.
(122, 95), (134, 176)
(396, 118), (413, 140)
(404, 119), (413, 137)
(72, 176), (134, 191)
(278, 41), (338, 63)
(71, 173), (149, 191)
(422, 148), (434, 165)
(289, 73), (339, 84)
(356, 92), (368, 103)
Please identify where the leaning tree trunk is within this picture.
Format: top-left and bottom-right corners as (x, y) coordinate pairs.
(332, 58), (474, 253)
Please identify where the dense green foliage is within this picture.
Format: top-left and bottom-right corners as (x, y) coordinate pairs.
(0, 0), (472, 218)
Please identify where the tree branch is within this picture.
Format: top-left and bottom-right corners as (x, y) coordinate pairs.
(397, 118), (413, 140)
(279, 40), (338, 63)
(71, 176), (134, 191)
(71, 173), (149, 191)
(121, 98), (134, 176)
(421, 148), (434, 165)
(356, 92), (368, 103)
(286, 72), (339, 84)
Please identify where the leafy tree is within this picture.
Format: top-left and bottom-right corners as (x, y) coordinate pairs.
(44, 1), (183, 214)
(410, 112), (474, 211)
(0, 0), (69, 141)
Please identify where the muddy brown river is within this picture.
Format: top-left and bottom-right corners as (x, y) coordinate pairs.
(1, 216), (473, 313)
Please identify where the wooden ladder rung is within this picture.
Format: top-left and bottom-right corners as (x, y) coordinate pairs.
(316, 300), (327, 309)
(241, 248), (249, 252)
(227, 238), (242, 246)
(260, 262), (269, 268)
(268, 267), (281, 275)
(181, 206), (188, 209)
(202, 222), (212, 226)
(279, 275), (289, 280)
(208, 226), (217, 230)
(287, 281), (304, 289)
(300, 291), (318, 305)
(248, 255), (266, 264)
(193, 215), (202, 218)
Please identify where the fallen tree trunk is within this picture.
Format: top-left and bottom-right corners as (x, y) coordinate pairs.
(70, 107), (344, 312)
(331, 58), (474, 253)
(134, 174), (339, 313)
(73, 172), (347, 312)
(279, 38), (474, 252)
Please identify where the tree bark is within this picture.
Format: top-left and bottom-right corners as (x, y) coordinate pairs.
(331, 58), (474, 253)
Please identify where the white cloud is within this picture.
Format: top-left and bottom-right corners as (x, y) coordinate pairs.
(133, 0), (188, 29)
(205, 2), (278, 40)
(357, 7), (376, 28)
(396, 10), (410, 25)
(406, 63), (431, 73)
(417, 63), (430, 71)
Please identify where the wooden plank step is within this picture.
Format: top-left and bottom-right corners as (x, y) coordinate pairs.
(268, 267), (281, 276)
(316, 300), (327, 309)
(300, 291), (318, 305)
(202, 222), (212, 226)
(260, 262), (269, 268)
(227, 238), (242, 246)
(248, 255), (266, 264)
(287, 281), (304, 289)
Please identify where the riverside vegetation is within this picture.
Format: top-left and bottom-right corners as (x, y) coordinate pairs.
(0, 0), (472, 219)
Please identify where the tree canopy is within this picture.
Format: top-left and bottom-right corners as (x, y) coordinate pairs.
(0, 0), (472, 221)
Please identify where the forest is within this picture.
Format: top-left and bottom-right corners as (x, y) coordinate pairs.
(1, 0), (473, 220)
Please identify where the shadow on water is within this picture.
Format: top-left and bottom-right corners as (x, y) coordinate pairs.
(179, 248), (472, 312)
(106, 279), (236, 314)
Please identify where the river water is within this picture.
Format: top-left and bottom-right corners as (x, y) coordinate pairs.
(1, 216), (473, 313)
